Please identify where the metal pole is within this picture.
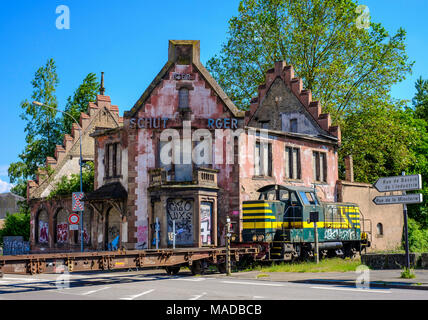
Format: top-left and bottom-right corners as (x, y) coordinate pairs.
(226, 216), (231, 276)
(173, 220), (176, 249)
(402, 171), (410, 270)
(79, 128), (84, 252)
(155, 217), (159, 250)
(314, 221), (319, 264)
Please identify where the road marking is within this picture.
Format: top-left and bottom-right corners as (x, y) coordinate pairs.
(221, 281), (284, 287)
(310, 286), (392, 294)
(81, 286), (111, 295)
(171, 277), (206, 282)
(189, 292), (207, 300)
(120, 289), (155, 300)
(253, 296), (264, 299)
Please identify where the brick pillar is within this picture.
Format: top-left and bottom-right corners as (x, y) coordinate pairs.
(345, 155), (354, 182)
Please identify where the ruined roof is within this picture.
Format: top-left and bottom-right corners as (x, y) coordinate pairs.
(83, 182), (127, 201)
(124, 40), (245, 118)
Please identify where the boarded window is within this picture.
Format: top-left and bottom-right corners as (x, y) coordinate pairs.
(178, 88), (189, 109)
(254, 141), (272, 176)
(313, 151), (327, 182)
(285, 147), (301, 179)
(106, 143), (120, 178)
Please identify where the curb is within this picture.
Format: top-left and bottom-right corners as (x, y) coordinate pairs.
(292, 279), (428, 291)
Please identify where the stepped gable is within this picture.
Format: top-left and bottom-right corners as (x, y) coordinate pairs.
(245, 61), (341, 143)
(27, 94), (122, 200)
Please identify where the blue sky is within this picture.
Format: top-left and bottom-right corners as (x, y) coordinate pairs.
(0, 0), (427, 192)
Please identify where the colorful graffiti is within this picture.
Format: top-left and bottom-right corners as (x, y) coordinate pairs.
(200, 202), (212, 245)
(56, 223), (68, 243)
(167, 199), (193, 245)
(39, 221), (49, 243)
(136, 223), (148, 249)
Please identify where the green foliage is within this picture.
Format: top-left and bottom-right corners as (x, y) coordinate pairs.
(0, 211), (31, 246)
(8, 58), (62, 186)
(406, 218), (428, 253)
(412, 77), (428, 123)
(48, 161), (94, 198)
(400, 268), (416, 279)
(207, 0), (412, 123)
(61, 73), (100, 134)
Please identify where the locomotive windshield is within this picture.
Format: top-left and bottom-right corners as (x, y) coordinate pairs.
(299, 191), (319, 205)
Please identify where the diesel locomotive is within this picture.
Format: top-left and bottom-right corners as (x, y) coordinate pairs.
(239, 184), (371, 261)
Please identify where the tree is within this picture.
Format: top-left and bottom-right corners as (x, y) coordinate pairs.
(207, 0), (412, 123)
(412, 77), (428, 123)
(8, 58), (62, 197)
(0, 211), (31, 246)
(60, 73), (99, 135)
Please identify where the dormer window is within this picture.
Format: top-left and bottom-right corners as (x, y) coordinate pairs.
(179, 87), (189, 109)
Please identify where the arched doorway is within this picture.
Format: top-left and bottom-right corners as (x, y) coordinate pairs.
(36, 209), (49, 244)
(55, 208), (68, 244)
(106, 207), (121, 250)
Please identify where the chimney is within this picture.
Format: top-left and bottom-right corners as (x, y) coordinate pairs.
(345, 155), (354, 182)
(100, 72), (105, 95)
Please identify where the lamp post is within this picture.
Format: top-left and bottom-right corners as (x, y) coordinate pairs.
(32, 101), (84, 252)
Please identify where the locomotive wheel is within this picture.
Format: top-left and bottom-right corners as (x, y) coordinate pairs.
(165, 266), (180, 275)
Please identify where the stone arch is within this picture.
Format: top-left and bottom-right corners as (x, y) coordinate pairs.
(106, 206), (121, 249)
(36, 209), (49, 244)
(54, 208), (69, 244)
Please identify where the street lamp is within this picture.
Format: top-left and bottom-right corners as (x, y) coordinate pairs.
(32, 101), (84, 252)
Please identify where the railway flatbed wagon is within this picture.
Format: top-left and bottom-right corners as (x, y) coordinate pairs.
(0, 246), (258, 276)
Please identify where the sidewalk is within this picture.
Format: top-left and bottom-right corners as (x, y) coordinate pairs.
(206, 269), (428, 291)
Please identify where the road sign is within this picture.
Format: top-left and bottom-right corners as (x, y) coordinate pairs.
(373, 174), (422, 192)
(373, 193), (423, 205)
(69, 224), (79, 231)
(72, 192), (84, 211)
(68, 213), (80, 225)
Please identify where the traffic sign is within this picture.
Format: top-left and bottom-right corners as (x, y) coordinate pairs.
(72, 192), (84, 211)
(68, 213), (80, 225)
(373, 174), (422, 192)
(373, 193), (423, 205)
(69, 224), (79, 231)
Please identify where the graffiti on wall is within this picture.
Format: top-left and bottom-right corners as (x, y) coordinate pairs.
(136, 221), (148, 249)
(167, 199), (193, 245)
(200, 202), (212, 245)
(39, 221), (49, 243)
(57, 223), (68, 243)
(3, 236), (30, 255)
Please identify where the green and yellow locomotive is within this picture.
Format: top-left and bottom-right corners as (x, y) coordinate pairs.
(241, 185), (370, 261)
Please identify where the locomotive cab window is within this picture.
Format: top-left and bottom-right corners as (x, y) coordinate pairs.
(299, 192), (318, 205)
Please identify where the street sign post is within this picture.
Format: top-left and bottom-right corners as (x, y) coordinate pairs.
(373, 194), (423, 205)
(373, 172), (423, 270)
(373, 174), (422, 192)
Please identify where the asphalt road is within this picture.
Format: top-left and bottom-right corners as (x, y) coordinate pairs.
(0, 269), (426, 300)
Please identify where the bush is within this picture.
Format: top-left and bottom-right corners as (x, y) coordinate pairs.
(406, 218), (428, 253)
(0, 211), (31, 246)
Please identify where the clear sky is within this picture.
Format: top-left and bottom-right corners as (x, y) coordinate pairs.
(0, 0), (427, 191)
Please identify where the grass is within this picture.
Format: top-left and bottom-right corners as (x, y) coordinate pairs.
(400, 268), (416, 279)
(256, 273), (270, 278)
(243, 258), (363, 273)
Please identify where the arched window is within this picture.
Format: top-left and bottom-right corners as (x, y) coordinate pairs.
(55, 208), (68, 244)
(36, 210), (49, 244)
(178, 87), (189, 109)
(377, 223), (383, 236)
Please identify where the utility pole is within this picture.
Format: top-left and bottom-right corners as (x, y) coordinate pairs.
(402, 172), (410, 270)
(155, 217), (160, 249)
(226, 216), (231, 276)
(172, 220), (176, 250)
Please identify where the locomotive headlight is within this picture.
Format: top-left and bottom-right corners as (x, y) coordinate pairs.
(231, 234), (236, 241)
(257, 235), (265, 242)
(252, 235), (257, 241)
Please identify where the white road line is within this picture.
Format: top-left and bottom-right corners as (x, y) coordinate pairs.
(81, 286), (111, 295)
(221, 280), (284, 287)
(120, 289), (155, 300)
(189, 292), (207, 300)
(170, 277), (206, 282)
(253, 296), (265, 299)
(310, 286), (392, 294)
(2, 277), (53, 282)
